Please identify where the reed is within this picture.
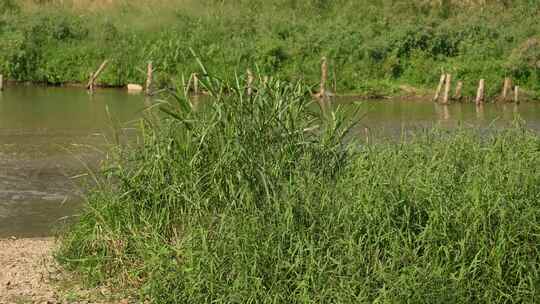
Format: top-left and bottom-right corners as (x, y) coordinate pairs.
(58, 71), (540, 303)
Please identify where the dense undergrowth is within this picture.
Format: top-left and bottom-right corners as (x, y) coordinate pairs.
(58, 73), (540, 303)
(1, 0), (539, 98)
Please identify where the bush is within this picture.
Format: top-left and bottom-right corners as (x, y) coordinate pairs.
(59, 76), (540, 303)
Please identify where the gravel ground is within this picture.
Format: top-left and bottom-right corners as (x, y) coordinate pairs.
(0, 238), (127, 304)
(0, 238), (60, 303)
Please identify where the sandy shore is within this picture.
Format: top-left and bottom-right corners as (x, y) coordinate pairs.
(0, 238), (132, 304)
(0, 238), (59, 303)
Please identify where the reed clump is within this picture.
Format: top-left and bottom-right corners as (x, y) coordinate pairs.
(58, 74), (540, 303)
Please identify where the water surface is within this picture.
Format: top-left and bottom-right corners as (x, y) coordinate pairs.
(0, 86), (145, 237)
(339, 100), (540, 137)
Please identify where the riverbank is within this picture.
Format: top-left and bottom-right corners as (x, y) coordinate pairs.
(3, 1), (539, 302)
(1, 1), (539, 99)
(4, 82), (540, 303)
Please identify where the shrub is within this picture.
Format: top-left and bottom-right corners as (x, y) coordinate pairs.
(59, 75), (540, 303)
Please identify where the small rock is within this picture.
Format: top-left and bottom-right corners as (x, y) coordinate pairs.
(127, 84), (143, 93)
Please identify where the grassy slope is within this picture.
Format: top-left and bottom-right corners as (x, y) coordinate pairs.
(0, 0), (539, 98)
(57, 74), (540, 303)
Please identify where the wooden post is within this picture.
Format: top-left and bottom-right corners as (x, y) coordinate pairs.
(453, 81), (463, 101)
(502, 77), (511, 101)
(364, 127), (370, 145)
(442, 104), (450, 121)
(86, 60), (109, 91)
(476, 103), (484, 120)
(514, 86), (519, 104)
(145, 61), (153, 95)
(433, 73), (446, 102)
(87, 73), (94, 92)
(475, 79), (485, 105)
(263, 76), (269, 87)
(247, 69), (254, 96)
(0, 74), (3, 91)
(442, 73), (452, 104)
(319, 56), (328, 98)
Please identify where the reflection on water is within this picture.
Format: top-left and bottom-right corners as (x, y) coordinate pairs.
(0, 86), (145, 237)
(1, 87), (539, 237)
(347, 100), (540, 137)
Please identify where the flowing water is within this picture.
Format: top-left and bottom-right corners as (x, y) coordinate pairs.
(0, 86), (145, 237)
(1, 86), (540, 237)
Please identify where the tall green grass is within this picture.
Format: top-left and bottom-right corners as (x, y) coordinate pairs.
(58, 73), (540, 303)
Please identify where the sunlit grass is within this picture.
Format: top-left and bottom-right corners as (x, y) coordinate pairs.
(57, 73), (540, 303)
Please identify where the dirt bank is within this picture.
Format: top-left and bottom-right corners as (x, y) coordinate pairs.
(0, 238), (123, 304)
(0, 238), (60, 303)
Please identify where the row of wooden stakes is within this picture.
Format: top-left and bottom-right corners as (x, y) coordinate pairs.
(312, 57), (525, 104)
(433, 74), (520, 105)
(89, 60), (254, 96)
(0, 59), (524, 105)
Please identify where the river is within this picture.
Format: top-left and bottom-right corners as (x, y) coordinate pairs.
(0, 86), (145, 237)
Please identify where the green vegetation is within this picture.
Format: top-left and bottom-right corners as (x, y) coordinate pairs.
(1, 0), (539, 98)
(58, 72), (540, 302)
(9, 1), (536, 301)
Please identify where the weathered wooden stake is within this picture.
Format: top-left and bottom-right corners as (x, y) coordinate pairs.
(442, 104), (450, 121)
(193, 73), (199, 95)
(476, 103), (484, 119)
(0, 74), (3, 91)
(364, 127), (370, 145)
(453, 81), (463, 101)
(247, 69), (254, 96)
(145, 61), (153, 95)
(263, 76), (269, 87)
(319, 56), (328, 98)
(442, 73), (452, 104)
(86, 60), (109, 92)
(514, 86), (520, 104)
(475, 79), (485, 105)
(87, 73), (94, 92)
(433, 73), (446, 102)
(502, 77), (511, 101)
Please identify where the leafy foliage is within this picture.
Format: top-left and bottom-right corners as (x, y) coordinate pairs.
(0, 0), (539, 96)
